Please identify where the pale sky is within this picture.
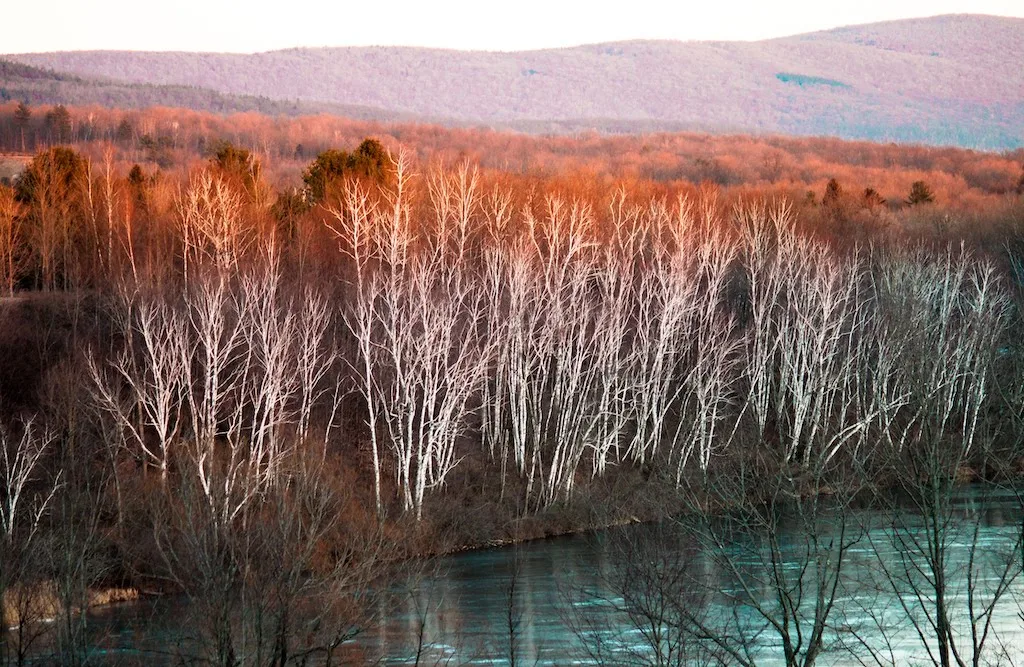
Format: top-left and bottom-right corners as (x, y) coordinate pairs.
(4, 0), (1024, 54)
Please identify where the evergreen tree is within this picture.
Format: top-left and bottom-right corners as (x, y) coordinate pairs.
(116, 119), (135, 145)
(302, 139), (391, 204)
(302, 148), (350, 204)
(906, 180), (935, 206)
(210, 141), (254, 175)
(13, 102), (31, 128)
(208, 141), (267, 203)
(863, 187), (886, 210)
(823, 178), (843, 207)
(15, 147), (88, 289)
(13, 102), (31, 152)
(43, 105), (72, 143)
(352, 138), (389, 181)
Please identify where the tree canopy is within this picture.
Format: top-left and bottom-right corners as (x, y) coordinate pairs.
(14, 146), (87, 206)
(302, 138), (390, 204)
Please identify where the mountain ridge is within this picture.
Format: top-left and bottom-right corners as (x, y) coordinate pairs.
(4, 14), (1023, 149)
(7, 13), (1019, 56)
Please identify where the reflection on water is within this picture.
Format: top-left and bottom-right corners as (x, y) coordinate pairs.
(15, 488), (1024, 665)
(352, 488), (1024, 665)
(358, 532), (619, 665)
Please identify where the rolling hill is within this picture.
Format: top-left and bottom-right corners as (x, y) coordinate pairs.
(5, 14), (1024, 149)
(0, 59), (421, 122)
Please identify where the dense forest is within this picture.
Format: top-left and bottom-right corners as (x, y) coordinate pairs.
(0, 101), (1023, 664)
(1, 101), (1022, 227)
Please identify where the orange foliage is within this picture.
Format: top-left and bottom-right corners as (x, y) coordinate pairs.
(0, 101), (1020, 292)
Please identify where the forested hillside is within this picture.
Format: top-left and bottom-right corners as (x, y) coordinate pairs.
(0, 59), (418, 121)
(6, 14), (1024, 148)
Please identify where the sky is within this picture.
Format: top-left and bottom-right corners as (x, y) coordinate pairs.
(4, 0), (1024, 54)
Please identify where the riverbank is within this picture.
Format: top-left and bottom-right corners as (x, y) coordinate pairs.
(397, 463), (689, 559)
(3, 584), (138, 629)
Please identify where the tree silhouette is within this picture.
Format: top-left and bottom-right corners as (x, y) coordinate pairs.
(210, 141), (254, 175)
(352, 138), (389, 181)
(13, 102), (31, 152)
(906, 180), (935, 206)
(207, 141), (268, 204)
(302, 149), (350, 204)
(43, 105), (72, 144)
(115, 119), (134, 145)
(863, 187), (886, 209)
(302, 139), (391, 204)
(823, 178), (843, 207)
(14, 147), (88, 289)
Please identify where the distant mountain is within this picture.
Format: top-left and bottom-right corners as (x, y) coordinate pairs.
(5, 14), (1024, 149)
(0, 60), (420, 122)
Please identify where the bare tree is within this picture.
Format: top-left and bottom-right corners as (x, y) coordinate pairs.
(369, 253), (490, 519)
(87, 284), (187, 484)
(861, 248), (1020, 667)
(178, 170), (252, 281)
(154, 450), (384, 667)
(0, 185), (22, 296)
(22, 151), (83, 291)
(610, 215), (892, 667)
(562, 524), (722, 666)
(330, 179), (388, 518)
(0, 421), (61, 667)
(340, 151), (492, 520)
(47, 461), (108, 666)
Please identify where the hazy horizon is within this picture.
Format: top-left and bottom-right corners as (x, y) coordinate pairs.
(4, 1), (1024, 55)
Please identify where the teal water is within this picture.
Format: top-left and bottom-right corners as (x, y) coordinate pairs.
(15, 489), (1024, 665)
(351, 490), (1024, 665)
